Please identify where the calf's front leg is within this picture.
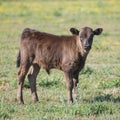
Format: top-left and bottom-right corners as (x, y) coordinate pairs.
(65, 72), (74, 104)
(73, 72), (79, 98)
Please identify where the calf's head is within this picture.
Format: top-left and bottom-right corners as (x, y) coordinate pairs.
(70, 27), (103, 53)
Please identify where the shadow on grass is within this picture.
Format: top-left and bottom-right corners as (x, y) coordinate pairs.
(23, 79), (64, 89)
(83, 94), (120, 103)
(94, 94), (120, 103)
(39, 80), (63, 88)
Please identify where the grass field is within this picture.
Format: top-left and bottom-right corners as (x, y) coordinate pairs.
(0, 0), (120, 120)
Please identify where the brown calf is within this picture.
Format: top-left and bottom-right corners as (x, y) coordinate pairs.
(17, 27), (103, 104)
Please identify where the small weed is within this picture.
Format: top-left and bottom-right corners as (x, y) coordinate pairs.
(90, 102), (109, 115)
(99, 78), (120, 89)
(54, 8), (62, 17)
(81, 66), (94, 75)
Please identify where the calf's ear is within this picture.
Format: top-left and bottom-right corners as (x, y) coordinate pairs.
(70, 28), (79, 35)
(93, 28), (103, 35)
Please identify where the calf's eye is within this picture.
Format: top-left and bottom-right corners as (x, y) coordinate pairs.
(80, 37), (84, 41)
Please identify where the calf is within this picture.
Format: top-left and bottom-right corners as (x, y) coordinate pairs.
(16, 27), (103, 104)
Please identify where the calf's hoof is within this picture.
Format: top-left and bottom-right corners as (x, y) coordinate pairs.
(33, 99), (39, 104)
(18, 100), (24, 105)
(67, 99), (73, 104)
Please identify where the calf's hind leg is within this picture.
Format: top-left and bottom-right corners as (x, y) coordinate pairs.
(28, 64), (40, 103)
(17, 63), (30, 104)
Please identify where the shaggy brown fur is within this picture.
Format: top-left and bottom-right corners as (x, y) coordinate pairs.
(17, 27), (103, 104)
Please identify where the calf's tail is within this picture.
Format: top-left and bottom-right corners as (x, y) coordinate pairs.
(16, 50), (20, 68)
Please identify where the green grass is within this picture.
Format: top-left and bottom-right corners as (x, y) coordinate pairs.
(0, 0), (120, 120)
